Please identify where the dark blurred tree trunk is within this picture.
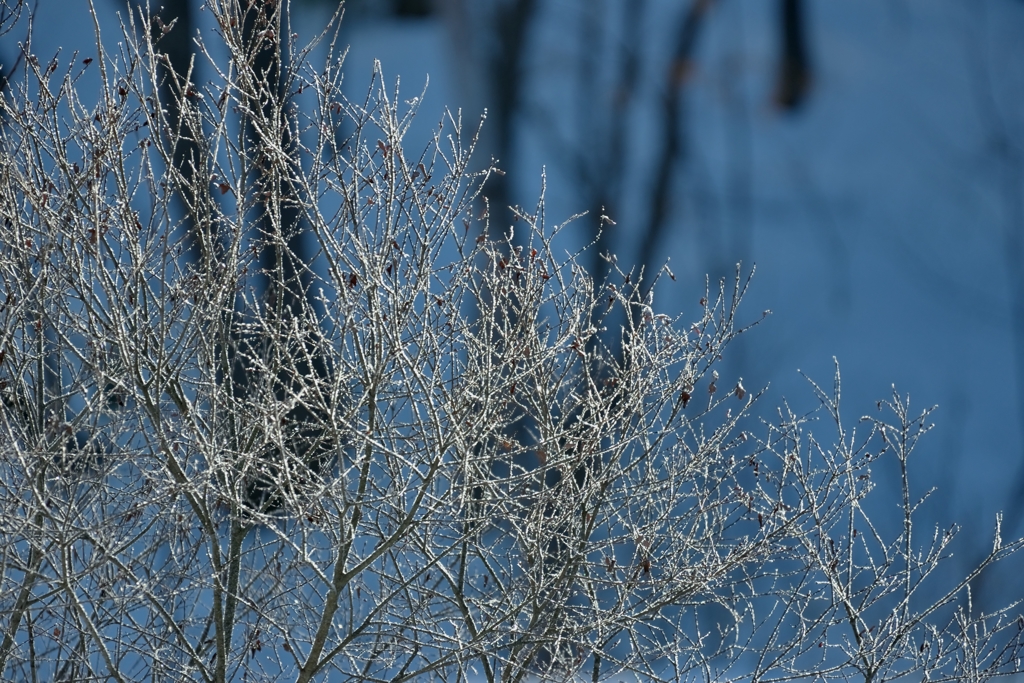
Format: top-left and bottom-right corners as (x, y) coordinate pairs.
(129, 0), (209, 261)
(236, 0), (333, 513)
(241, 0), (307, 317)
(576, 0), (644, 289)
(394, 0), (433, 17)
(634, 0), (713, 284)
(437, 0), (536, 228)
(437, 1), (538, 444)
(0, 49), (11, 95)
(483, 0), (537, 229)
(0, 0), (24, 96)
(126, 0), (332, 514)
(994, 149), (1024, 525)
(956, 0), (1024, 613)
(774, 0), (812, 110)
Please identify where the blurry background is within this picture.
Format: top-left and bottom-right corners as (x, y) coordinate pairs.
(4, 0), (1024, 607)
